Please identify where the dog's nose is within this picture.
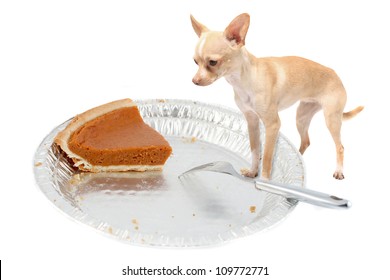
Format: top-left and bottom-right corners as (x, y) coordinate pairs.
(192, 77), (200, 85)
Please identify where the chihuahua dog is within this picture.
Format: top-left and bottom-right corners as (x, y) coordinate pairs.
(191, 13), (363, 180)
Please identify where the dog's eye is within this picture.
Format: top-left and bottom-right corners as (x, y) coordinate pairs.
(194, 59), (198, 65)
(209, 60), (218, 66)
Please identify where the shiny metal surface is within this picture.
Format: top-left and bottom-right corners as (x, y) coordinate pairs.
(180, 161), (350, 209)
(33, 99), (305, 247)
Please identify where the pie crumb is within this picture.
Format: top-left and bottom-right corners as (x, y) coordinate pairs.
(68, 174), (81, 185)
(132, 219), (139, 230)
(249, 206), (256, 213)
(35, 162), (42, 167)
(182, 136), (197, 143)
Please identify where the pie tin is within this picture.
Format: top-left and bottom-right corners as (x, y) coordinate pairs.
(33, 99), (305, 247)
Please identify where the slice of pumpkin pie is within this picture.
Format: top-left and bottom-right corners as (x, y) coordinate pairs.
(54, 99), (172, 172)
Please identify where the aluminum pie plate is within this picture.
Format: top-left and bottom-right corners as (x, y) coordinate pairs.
(33, 99), (305, 247)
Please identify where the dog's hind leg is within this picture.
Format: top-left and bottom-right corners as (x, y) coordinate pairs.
(296, 101), (322, 154)
(323, 105), (346, 180)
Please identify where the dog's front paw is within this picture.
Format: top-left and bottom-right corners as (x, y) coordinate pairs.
(240, 168), (258, 178)
(333, 171), (345, 180)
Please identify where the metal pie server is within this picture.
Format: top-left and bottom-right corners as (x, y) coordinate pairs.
(179, 161), (351, 209)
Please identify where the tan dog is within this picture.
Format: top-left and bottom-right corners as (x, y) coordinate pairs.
(191, 13), (363, 180)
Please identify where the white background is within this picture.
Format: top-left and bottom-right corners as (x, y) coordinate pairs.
(1, 0), (389, 279)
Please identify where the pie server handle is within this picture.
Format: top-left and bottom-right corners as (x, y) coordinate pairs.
(254, 180), (351, 209)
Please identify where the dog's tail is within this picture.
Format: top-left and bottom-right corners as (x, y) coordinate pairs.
(343, 106), (364, 121)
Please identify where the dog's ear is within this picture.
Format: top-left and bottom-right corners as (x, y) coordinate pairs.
(223, 13), (250, 46)
(190, 15), (209, 37)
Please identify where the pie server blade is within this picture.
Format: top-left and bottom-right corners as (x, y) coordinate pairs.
(179, 161), (351, 209)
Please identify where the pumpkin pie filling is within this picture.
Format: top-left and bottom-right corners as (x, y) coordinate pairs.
(54, 99), (172, 172)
